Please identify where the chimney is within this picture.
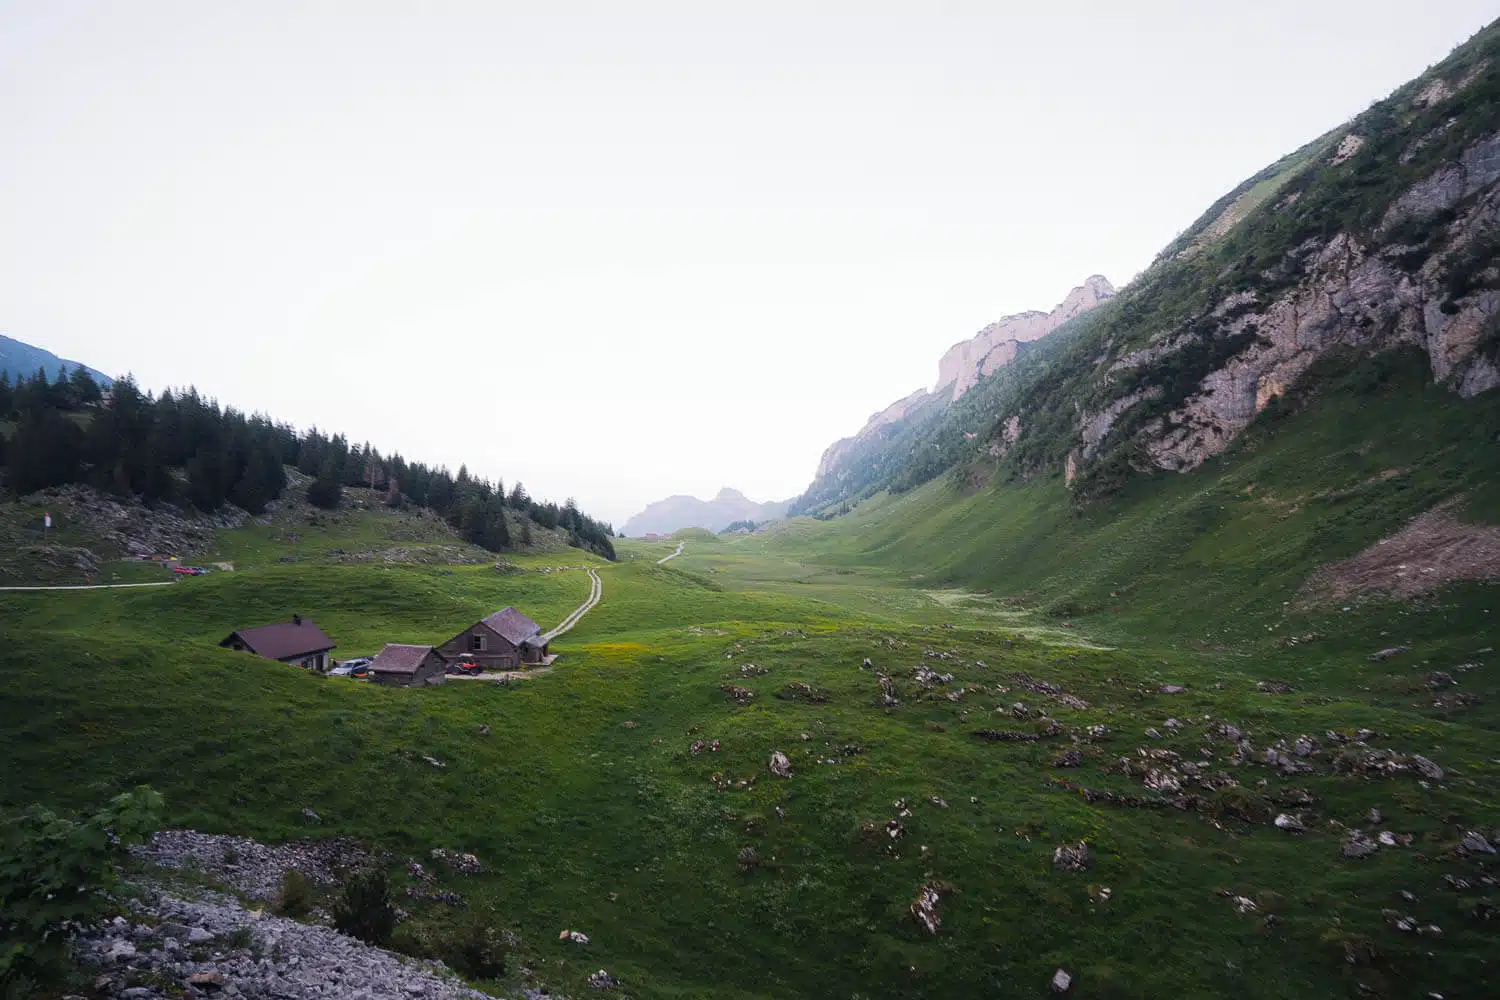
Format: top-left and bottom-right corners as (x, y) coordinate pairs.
(293, 613), (303, 626)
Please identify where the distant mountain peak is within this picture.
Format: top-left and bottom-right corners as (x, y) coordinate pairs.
(623, 488), (792, 537)
(0, 333), (113, 387)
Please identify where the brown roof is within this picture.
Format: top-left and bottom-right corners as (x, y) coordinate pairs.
(481, 607), (541, 644)
(220, 619), (335, 660)
(369, 643), (439, 675)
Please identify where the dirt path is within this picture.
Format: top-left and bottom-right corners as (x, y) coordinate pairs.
(0, 580), (177, 592)
(446, 666), (553, 683)
(539, 567), (601, 642)
(657, 541), (685, 564)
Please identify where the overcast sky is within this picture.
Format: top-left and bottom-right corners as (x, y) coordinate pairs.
(1, 2), (1493, 526)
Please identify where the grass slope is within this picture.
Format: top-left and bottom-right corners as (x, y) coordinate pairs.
(3, 391), (1499, 999)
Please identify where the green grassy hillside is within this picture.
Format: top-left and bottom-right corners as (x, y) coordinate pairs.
(759, 349), (1500, 643)
(4, 438), (1499, 998)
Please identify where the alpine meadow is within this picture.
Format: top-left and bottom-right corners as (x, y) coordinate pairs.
(4, 10), (1500, 1000)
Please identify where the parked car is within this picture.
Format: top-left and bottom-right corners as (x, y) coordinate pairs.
(340, 657), (373, 670)
(351, 664), (372, 679)
(170, 565), (206, 576)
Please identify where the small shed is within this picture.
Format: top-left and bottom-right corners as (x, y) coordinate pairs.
(368, 643), (447, 687)
(219, 615), (335, 670)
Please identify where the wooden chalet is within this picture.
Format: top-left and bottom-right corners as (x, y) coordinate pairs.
(437, 607), (548, 670)
(219, 614), (336, 670)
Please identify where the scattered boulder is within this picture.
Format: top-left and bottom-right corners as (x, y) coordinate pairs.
(720, 684), (756, 705)
(737, 846), (760, 872)
(1053, 749), (1082, 768)
(185, 971), (228, 991)
(1160, 684), (1186, 695)
(586, 969), (617, 990)
(777, 681), (830, 703)
(1411, 754), (1445, 780)
(1256, 681), (1294, 694)
(1052, 842), (1091, 872)
(1051, 968), (1072, 993)
(300, 807), (321, 824)
(1460, 830), (1497, 855)
(1208, 722), (1242, 743)
(1273, 813), (1306, 833)
(1368, 646), (1411, 662)
(908, 882), (953, 935)
(430, 848), (482, 876)
(769, 751), (792, 779)
(558, 929), (590, 945)
(1341, 831), (1379, 860)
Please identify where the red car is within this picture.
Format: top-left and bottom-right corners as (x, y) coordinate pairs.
(170, 565), (206, 576)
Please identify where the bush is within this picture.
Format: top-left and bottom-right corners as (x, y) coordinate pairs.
(0, 786), (163, 992)
(274, 870), (314, 918)
(332, 868), (396, 946)
(306, 476), (342, 510)
(443, 915), (509, 980)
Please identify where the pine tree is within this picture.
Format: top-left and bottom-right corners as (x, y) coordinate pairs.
(68, 367), (103, 406)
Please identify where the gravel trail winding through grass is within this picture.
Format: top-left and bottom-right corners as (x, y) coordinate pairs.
(540, 566), (602, 642)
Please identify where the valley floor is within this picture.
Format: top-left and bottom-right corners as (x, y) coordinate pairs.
(2, 521), (1497, 1000)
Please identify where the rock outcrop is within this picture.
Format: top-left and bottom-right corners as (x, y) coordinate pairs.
(936, 276), (1117, 402)
(1135, 133), (1500, 473)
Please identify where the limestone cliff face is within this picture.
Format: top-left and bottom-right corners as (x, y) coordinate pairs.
(936, 276), (1117, 401)
(1065, 123), (1500, 480)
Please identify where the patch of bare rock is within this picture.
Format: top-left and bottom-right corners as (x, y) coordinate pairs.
(76, 887), (492, 1000)
(1301, 504), (1500, 605)
(134, 830), (368, 900)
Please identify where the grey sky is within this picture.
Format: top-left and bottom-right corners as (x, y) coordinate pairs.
(1, 1), (1493, 526)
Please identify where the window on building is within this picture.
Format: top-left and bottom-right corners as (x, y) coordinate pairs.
(470, 633), (485, 652)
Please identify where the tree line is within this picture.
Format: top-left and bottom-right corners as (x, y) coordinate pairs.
(0, 367), (616, 560)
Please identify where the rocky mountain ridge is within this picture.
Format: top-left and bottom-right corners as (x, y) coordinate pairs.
(622, 487), (791, 537)
(936, 275), (1117, 401)
(799, 21), (1500, 511)
(810, 276), (1117, 485)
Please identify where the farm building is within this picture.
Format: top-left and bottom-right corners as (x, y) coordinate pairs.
(368, 643), (447, 687)
(437, 606), (548, 669)
(219, 615), (335, 670)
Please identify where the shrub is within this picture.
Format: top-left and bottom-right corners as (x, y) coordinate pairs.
(332, 868), (396, 946)
(305, 476), (342, 510)
(0, 786), (163, 992)
(443, 915), (509, 980)
(274, 870), (314, 918)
